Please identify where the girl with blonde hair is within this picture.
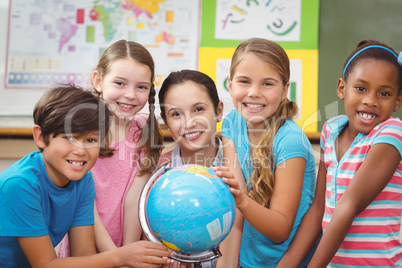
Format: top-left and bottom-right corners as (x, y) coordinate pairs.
(215, 38), (316, 267)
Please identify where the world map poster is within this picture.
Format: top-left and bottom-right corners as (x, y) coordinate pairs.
(5, 0), (200, 89)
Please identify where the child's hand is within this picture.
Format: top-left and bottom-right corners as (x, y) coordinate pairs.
(122, 240), (172, 267)
(212, 166), (248, 210)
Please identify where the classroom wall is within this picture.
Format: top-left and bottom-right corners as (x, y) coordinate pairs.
(3, 0), (401, 137)
(0, 1), (201, 118)
(0, 0), (320, 135)
(0, 1), (45, 117)
(200, 0), (319, 134)
(318, 0), (402, 130)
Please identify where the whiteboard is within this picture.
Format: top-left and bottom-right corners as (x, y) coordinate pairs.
(0, 1), (45, 118)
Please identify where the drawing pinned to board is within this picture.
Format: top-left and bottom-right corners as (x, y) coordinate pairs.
(216, 58), (302, 119)
(215, 0), (301, 41)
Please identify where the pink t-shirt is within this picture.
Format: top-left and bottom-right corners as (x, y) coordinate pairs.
(57, 114), (148, 256)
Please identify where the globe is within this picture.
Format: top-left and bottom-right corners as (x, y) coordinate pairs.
(145, 164), (236, 254)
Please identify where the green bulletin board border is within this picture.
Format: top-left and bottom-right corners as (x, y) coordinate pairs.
(201, 0), (320, 49)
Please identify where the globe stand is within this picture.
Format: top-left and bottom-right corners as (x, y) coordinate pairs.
(138, 162), (223, 264)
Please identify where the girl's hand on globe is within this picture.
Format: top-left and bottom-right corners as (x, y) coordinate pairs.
(121, 240), (172, 267)
(212, 166), (248, 210)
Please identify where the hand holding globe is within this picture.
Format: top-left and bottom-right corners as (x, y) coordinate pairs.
(139, 164), (236, 264)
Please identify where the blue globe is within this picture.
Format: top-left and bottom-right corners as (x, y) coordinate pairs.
(145, 164), (236, 254)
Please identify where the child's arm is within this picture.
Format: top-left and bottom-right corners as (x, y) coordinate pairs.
(222, 156), (306, 243)
(276, 149), (326, 267)
(308, 143), (401, 267)
(93, 203), (117, 252)
(18, 229), (172, 267)
(69, 225), (98, 256)
(123, 171), (150, 245)
(216, 137), (246, 268)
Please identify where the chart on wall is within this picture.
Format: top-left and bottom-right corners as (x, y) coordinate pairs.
(5, 0), (200, 89)
(200, 0), (319, 133)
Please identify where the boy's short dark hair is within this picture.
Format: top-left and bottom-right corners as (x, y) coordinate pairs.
(33, 84), (113, 156)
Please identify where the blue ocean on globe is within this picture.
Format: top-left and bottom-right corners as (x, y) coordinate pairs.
(146, 164), (236, 254)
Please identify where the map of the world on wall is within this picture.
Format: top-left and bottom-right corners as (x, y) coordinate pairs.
(6, 0), (200, 89)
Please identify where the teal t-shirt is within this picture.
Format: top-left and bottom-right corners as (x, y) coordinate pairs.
(0, 151), (95, 267)
(221, 109), (317, 268)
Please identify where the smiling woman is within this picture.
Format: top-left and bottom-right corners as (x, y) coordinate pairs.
(157, 69), (224, 268)
(158, 69), (223, 169)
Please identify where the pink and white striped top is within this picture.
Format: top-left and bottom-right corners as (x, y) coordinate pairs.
(321, 115), (402, 267)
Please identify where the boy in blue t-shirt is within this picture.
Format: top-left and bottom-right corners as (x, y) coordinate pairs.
(0, 84), (171, 268)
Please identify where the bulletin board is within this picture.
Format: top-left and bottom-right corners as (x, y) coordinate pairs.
(0, 0), (320, 136)
(4, 0), (200, 90)
(199, 0), (320, 134)
(0, 0), (201, 117)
